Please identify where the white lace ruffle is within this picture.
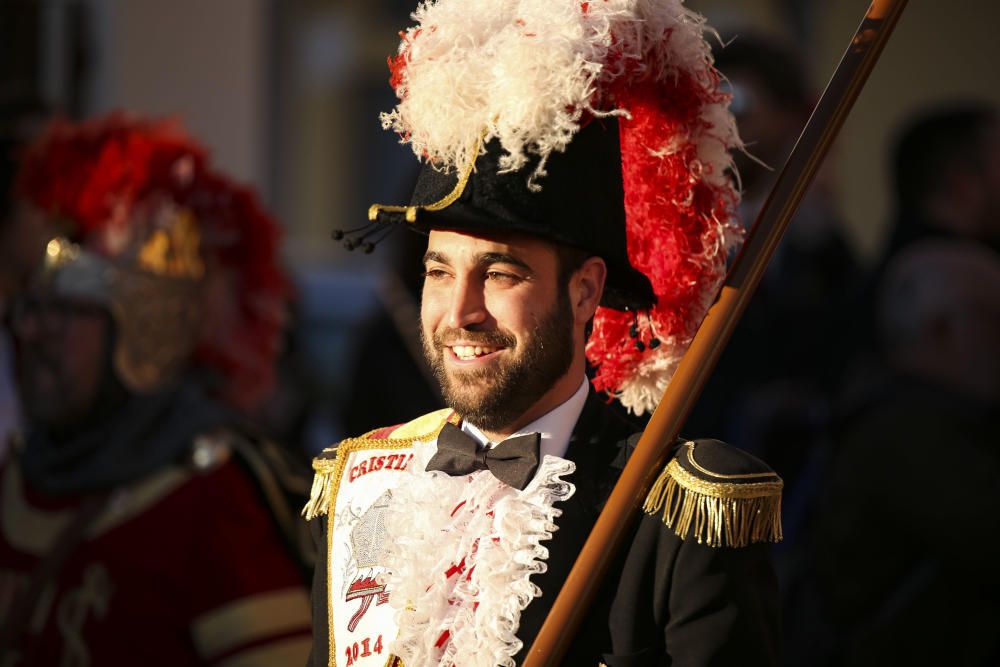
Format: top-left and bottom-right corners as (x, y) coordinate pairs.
(381, 442), (576, 667)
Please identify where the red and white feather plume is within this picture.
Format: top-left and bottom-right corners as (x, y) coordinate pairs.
(385, 0), (743, 415)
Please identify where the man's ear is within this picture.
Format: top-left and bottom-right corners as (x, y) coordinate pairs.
(569, 256), (606, 325)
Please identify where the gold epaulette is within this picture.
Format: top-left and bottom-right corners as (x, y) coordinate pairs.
(643, 440), (783, 548)
(301, 408), (453, 521)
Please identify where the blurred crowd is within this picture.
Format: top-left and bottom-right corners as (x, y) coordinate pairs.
(1, 20), (998, 667)
(693, 36), (1000, 667)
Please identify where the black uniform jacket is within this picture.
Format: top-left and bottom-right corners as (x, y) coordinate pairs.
(307, 393), (781, 666)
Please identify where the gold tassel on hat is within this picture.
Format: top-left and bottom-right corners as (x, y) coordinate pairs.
(643, 444), (783, 548)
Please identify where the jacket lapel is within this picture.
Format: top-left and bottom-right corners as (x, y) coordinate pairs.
(513, 392), (639, 663)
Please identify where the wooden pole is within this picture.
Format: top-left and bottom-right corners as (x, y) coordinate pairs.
(523, 1), (909, 664)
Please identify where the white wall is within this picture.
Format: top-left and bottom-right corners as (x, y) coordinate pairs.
(85, 0), (270, 198)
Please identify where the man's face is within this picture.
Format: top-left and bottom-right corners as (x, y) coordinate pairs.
(420, 230), (576, 434)
(10, 287), (112, 431)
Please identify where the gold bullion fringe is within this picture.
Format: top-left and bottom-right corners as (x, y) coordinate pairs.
(643, 459), (783, 547)
(301, 469), (333, 521)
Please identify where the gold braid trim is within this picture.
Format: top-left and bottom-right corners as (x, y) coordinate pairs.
(301, 409), (454, 521)
(368, 129), (489, 226)
(306, 409), (451, 666)
(643, 459), (783, 548)
(368, 141), (479, 225)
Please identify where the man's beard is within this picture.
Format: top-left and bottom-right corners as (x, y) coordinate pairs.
(422, 294), (575, 433)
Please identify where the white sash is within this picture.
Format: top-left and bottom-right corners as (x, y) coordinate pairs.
(324, 421), (575, 667)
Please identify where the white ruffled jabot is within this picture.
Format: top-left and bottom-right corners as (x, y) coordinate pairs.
(381, 441), (576, 667)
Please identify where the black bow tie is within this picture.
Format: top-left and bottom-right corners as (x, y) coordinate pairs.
(425, 422), (541, 491)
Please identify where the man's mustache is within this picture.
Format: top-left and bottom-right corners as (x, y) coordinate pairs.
(432, 328), (516, 350)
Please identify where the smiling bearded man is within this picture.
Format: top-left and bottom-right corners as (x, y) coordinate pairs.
(303, 2), (784, 666)
(421, 232), (581, 434)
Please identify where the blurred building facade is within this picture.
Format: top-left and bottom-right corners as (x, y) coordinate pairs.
(11, 0), (1000, 260)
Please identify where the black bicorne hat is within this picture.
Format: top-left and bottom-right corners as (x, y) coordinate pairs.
(344, 0), (744, 416)
(361, 118), (654, 311)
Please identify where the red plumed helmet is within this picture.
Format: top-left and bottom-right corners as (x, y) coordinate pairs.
(17, 112), (290, 412)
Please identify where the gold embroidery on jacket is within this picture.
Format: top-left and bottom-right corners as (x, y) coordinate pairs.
(304, 409), (451, 666)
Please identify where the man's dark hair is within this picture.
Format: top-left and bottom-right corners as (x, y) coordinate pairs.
(555, 244), (598, 340)
(892, 102), (997, 215)
(555, 244), (592, 287)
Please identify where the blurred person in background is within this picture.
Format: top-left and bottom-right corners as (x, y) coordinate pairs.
(883, 103), (1000, 259)
(848, 102), (1000, 362)
(340, 229), (443, 436)
(806, 240), (1000, 666)
(0, 100), (50, 463)
(1, 137), (24, 462)
(685, 34), (861, 549)
(0, 113), (313, 666)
